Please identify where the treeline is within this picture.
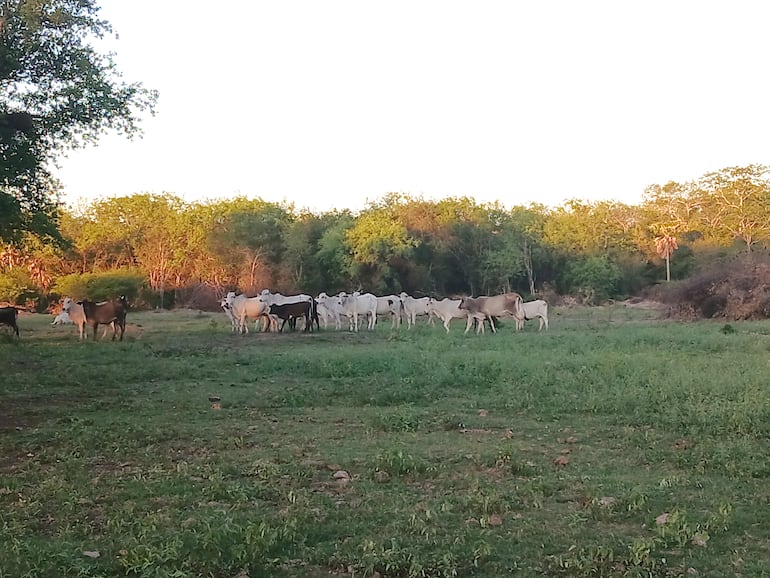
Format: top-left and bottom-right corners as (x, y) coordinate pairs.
(1, 165), (769, 311)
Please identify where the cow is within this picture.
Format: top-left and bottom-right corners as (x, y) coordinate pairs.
(316, 292), (344, 330)
(51, 310), (73, 326)
(269, 301), (314, 332)
(459, 293), (523, 335)
(219, 297), (239, 332)
(338, 291), (378, 332)
(515, 299), (549, 331)
(62, 297), (114, 340)
(258, 290), (319, 331)
(0, 306), (19, 336)
(427, 298), (469, 333)
(399, 292), (435, 329)
(226, 292), (275, 334)
(375, 295), (403, 329)
(79, 296), (128, 341)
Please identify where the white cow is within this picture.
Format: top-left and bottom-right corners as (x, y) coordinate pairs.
(258, 290), (316, 331)
(375, 295), (402, 329)
(338, 291), (378, 331)
(51, 310), (73, 326)
(219, 297), (239, 332)
(515, 299), (549, 331)
(258, 289), (313, 306)
(427, 298), (469, 333)
(226, 292), (275, 334)
(399, 292), (434, 329)
(316, 292), (344, 330)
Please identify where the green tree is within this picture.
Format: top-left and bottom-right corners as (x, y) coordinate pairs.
(346, 205), (416, 292)
(694, 165), (770, 253)
(315, 211), (355, 293)
(206, 198), (292, 291)
(0, 0), (157, 243)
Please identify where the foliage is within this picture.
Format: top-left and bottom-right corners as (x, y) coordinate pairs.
(0, 0), (157, 243)
(563, 255), (622, 303)
(0, 266), (32, 303)
(51, 269), (145, 302)
(5, 164), (770, 307)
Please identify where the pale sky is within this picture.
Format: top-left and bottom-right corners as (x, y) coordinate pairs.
(55, 1), (770, 214)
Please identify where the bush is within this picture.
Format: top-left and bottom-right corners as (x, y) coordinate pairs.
(51, 270), (147, 304)
(564, 255), (622, 304)
(660, 255), (770, 320)
(0, 269), (37, 305)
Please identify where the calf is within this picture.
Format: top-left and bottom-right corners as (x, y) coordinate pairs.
(0, 306), (19, 336)
(79, 296), (128, 341)
(51, 310), (73, 326)
(259, 291), (319, 331)
(269, 301), (313, 332)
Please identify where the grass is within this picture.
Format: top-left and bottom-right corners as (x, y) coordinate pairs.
(2, 305), (770, 577)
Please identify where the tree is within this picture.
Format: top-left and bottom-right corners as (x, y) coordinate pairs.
(654, 234), (678, 282)
(0, 0), (158, 243)
(693, 165), (770, 253)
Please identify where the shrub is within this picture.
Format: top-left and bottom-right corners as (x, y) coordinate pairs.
(0, 269), (36, 305)
(564, 255), (622, 303)
(51, 270), (147, 304)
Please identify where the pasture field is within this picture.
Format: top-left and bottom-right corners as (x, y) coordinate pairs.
(2, 306), (770, 577)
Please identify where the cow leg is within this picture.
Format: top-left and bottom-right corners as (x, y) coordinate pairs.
(239, 314), (248, 334)
(463, 315), (474, 334)
(488, 315), (497, 333)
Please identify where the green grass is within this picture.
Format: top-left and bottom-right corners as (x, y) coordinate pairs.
(2, 305), (770, 577)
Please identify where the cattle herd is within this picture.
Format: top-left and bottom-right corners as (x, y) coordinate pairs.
(0, 291), (549, 339)
(221, 290), (549, 336)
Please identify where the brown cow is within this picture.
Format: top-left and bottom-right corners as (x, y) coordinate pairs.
(78, 296), (128, 341)
(459, 293), (523, 334)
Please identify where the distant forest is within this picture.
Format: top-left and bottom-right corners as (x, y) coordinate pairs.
(1, 164), (769, 311)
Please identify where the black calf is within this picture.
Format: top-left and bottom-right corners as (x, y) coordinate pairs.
(269, 301), (313, 332)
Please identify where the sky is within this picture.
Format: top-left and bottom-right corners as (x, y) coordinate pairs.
(55, 1), (770, 214)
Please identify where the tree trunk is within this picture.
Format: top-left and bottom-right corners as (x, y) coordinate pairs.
(523, 238), (535, 295)
(665, 255), (671, 282)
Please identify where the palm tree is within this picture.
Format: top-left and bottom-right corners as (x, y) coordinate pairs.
(654, 235), (678, 282)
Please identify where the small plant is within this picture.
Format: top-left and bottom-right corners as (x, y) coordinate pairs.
(374, 410), (422, 432)
(721, 323), (735, 334)
(373, 448), (426, 476)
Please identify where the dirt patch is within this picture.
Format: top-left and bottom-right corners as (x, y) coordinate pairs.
(0, 401), (40, 432)
(620, 298), (667, 311)
(657, 256), (770, 320)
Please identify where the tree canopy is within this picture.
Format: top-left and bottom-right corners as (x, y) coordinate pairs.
(0, 0), (157, 243)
